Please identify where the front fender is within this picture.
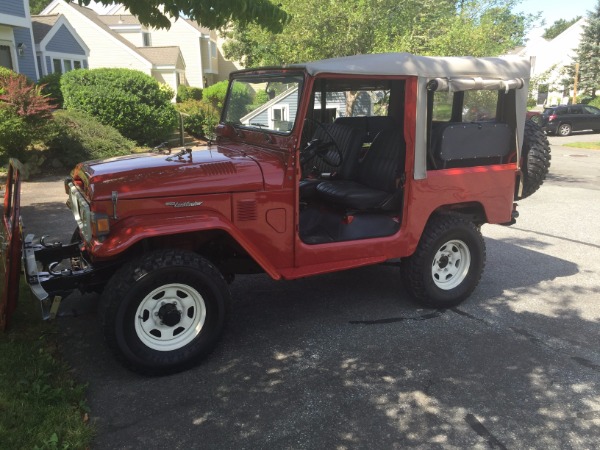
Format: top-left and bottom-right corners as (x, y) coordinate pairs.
(87, 211), (282, 280)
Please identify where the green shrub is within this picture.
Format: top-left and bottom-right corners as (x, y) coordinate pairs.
(174, 100), (219, 139)
(61, 68), (177, 145)
(0, 67), (19, 93)
(38, 72), (63, 107)
(0, 106), (33, 161)
(49, 109), (135, 166)
(177, 85), (202, 103)
(0, 73), (54, 161)
(202, 80), (251, 120)
(586, 96), (600, 108)
(527, 96), (537, 109)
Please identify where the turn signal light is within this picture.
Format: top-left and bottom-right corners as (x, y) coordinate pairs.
(91, 212), (110, 239)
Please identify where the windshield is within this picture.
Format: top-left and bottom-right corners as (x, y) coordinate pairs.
(223, 74), (304, 134)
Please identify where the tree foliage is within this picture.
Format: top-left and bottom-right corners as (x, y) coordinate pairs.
(29, 0), (52, 14)
(223, 0), (535, 67)
(575, 1), (600, 98)
(75, 0), (289, 32)
(61, 68), (177, 145)
(542, 17), (581, 40)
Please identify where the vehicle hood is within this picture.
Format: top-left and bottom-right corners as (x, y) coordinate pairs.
(73, 145), (264, 201)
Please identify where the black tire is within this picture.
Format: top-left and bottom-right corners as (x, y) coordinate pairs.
(519, 120), (551, 200)
(99, 249), (230, 375)
(401, 215), (486, 308)
(557, 122), (572, 136)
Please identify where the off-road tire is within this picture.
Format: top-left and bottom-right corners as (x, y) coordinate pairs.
(99, 249), (230, 375)
(401, 215), (486, 308)
(519, 120), (551, 199)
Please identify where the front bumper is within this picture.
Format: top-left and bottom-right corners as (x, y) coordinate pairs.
(23, 234), (117, 319)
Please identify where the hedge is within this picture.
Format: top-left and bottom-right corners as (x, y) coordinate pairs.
(60, 68), (177, 145)
(202, 80), (251, 121)
(49, 109), (135, 167)
(174, 100), (219, 140)
(38, 72), (63, 107)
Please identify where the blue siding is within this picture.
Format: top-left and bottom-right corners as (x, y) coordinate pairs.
(45, 55), (50, 74)
(46, 24), (85, 55)
(13, 27), (37, 81)
(0, 1), (26, 17)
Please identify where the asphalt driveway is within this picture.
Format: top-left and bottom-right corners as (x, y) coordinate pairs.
(18, 135), (600, 449)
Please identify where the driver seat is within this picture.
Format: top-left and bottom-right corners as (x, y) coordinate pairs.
(299, 123), (363, 198)
(316, 128), (405, 211)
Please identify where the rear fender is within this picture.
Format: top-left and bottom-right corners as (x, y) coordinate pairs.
(89, 212), (282, 280)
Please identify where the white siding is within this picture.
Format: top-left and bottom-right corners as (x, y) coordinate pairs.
(44, 2), (151, 74)
(150, 20), (204, 87)
(114, 30), (144, 47)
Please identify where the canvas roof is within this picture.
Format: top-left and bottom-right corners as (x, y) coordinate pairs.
(286, 53), (531, 80)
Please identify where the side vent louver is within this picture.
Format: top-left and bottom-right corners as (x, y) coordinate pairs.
(201, 162), (236, 176)
(237, 199), (258, 221)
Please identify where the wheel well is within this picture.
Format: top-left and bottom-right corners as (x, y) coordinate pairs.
(118, 230), (262, 275)
(431, 203), (487, 225)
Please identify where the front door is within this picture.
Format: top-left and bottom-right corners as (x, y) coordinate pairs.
(0, 159), (24, 330)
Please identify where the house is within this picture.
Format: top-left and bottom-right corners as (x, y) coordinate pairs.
(0, 0), (39, 80)
(512, 19), (586, 106)
(31, 14), (89, 77)
(41, 0), (185, 95)
(241, 86), (300, 131)
(61, 0), (241, 88)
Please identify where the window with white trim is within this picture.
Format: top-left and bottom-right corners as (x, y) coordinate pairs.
(0, 44), (14, 70)
(52, 58), (85, 74)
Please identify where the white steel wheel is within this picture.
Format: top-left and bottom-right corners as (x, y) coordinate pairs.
(100, 250), (230, 375)
(402, 215), (485, 308)
(431, 239), (471, 290)
(134, 283), (207, 351)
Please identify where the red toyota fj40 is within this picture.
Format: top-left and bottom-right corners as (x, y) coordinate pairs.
(1, 53), (550, 374)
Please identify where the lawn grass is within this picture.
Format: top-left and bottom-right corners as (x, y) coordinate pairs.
(563, 142), (600, 150)
(0, 282), (93, 449)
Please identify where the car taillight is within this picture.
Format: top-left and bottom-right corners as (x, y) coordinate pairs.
(548, 114), (557, 121)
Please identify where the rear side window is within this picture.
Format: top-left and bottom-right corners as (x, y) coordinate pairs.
(432, 91), (453, 121)
(556, 107), (567, 115)
(568, 106), (582, 114)
(462, 90), (497, 121)
(584, 105), (600, 114)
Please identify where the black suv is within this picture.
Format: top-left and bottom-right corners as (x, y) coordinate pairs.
(541, 104), (600, 136)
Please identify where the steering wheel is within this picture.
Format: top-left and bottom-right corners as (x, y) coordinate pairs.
(300, 119), (344, 168)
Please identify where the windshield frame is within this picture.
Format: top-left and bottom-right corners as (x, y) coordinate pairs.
(221, 71), (305, 136)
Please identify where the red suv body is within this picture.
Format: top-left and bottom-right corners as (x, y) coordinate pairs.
(1, 54), (550, 374)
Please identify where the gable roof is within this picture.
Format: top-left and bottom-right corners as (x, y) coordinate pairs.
(44, 1), (153, 67)
(184, 19), (210, 35)
(98, 14), (141, 26)
(241, 86), (299, 123)
(137, 46), (183, 67)
(31, 14), (59, 43)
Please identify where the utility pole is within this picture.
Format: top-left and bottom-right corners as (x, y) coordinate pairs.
(573, 62), (579, 104)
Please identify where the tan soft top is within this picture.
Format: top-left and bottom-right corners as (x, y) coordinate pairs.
(288, 52), (530, 81)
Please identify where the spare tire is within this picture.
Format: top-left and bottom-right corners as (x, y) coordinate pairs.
(518, 120), (551, 199)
